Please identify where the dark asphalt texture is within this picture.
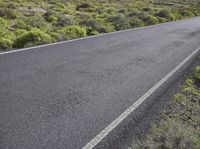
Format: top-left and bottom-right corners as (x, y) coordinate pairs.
(1, 17), (200, 149)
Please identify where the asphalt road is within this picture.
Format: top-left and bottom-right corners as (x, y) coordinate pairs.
(1, 17), (200, 149)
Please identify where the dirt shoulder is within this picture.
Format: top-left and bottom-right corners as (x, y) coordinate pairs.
(131, 59), (200, 149)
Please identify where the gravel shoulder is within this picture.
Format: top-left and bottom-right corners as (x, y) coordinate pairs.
(130, 58), (200, 149)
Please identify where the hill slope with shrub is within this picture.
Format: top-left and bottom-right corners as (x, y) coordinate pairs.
(0, 0), (200, 51)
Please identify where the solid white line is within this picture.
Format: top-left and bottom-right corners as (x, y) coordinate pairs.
(82, 46), (200, 149)
(0, 17), (197, 55)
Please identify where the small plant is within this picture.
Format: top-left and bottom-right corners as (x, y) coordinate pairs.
(57, 25), (87, 40)
(76, 3), (91, 10)
(24, 13), (47, 28)
(56, 14), (76, 27)
(82, 19), (112, 33)
(194, 66), (200, 80)
(12, 19), (27, 29)
(156, 9), (174, 20)
(0, 38), (13, 50)
(129, 17), (145, 28)
(178, 9), (194, 17)
(108, 14), (130, 30)
(138, 12), (159, 25)
(0, 8), (17, 19)
(0, 17), (9, 28)
(43, 10), (58, 23)
(134, 119), (200, 149)
(14, 29), (53, 48)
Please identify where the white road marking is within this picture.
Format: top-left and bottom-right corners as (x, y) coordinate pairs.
(82, 46), (200, 149)
(0, 17), (195, 55)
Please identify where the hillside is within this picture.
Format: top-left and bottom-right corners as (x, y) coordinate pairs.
(0, 0), (200, 51)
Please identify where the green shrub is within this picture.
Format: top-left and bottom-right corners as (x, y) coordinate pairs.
(43, 10), (58, 23)
(0, 17), (9, 29)
(76, 3), (91, 10)
(24, 14), (47, 28)
(96, 8), (104, 14)
(156, 9), (174, 20)
(142, 7), (151, 12)
(128, 10), (141, 17)
(57, 25), (87, 40)
(134, 119), (200, 149)
(129, 17), (145, 28)
(108, 14), (130, 30)
(194, 66), (200, 80)
(173, 12), (183, 20)
(47, 15), (58, 23)
(0, 38), (13, 50)
(56, 2), (66, 10)
(105, 7), (116, 15)
(137, 12), (159, 25)
(14, 29), (27, 37)
(178, 9), (194, 17)
(82, 19), (112, 33)
(56, 14), (76, 27)
(0, 18), (14, 50)
(0, 8), (17, 19)
(7, 2), (16, 9)
(156, 10), (171, 18)
(14, 29), (53, 48)
(89, 30), (99, 36)
(118, 9), (127, 14)
(78, 12), (92, 21)
(12, 19), (27, 29)
(156, 16), (167, 23)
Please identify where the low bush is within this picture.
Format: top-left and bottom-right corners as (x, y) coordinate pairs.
(43, 10), (58, 23)
(128, 10), (141, 17)
(78, 12), (93, 21)
(156, 9), (171, 18)
(76, 3), (91, 11)
(0, 38), (13, 50)
(0, 8), (17, 19)
(24, 14), (47, 28)
(129, 17), (145, 28)
(178, 9), (194, 17)
(88, 30), (99, 36)
(156, 16), (167, 23)
(142, 7), (151, 12)
(137, 12), (159, 25)
(0, 17), (9, 28)
(82, 19), (111, 33)
(56, 14), (76, 27)
(14, 29), (53, 48)
(134, 119), (200, 149)
(12, 19), (27, 29)
(108, 14), (130, 30)
(156, 9), (175, 20)
(57, 25), (87, 40)
(194, 66), (200, 80)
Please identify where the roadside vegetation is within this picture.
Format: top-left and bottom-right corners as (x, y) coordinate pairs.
(132, 64), (200, 149)
(0, 0), (200, 51)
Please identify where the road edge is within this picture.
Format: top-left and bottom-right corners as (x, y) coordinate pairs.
(82, 46), (200, 149)
(0, 17), (199, 55)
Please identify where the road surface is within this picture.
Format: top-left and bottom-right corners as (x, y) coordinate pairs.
(1, 17), (200, 149)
